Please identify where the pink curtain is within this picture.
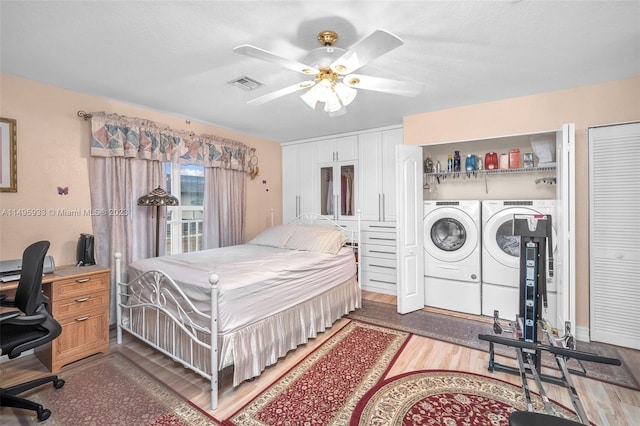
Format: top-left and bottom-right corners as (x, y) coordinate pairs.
(203, 168), (246, 248)
(89, 157), (163, 322)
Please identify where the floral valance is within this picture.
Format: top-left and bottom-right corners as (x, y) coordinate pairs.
(90, 111), (250, 171)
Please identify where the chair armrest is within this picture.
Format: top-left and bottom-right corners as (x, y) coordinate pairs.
(0, 310), (21, 322)
(2, 311), (48, 326)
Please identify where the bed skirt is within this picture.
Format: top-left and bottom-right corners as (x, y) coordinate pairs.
(122, 275), (360, 386)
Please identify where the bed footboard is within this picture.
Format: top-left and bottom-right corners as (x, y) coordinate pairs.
(114, 252), (221, 410)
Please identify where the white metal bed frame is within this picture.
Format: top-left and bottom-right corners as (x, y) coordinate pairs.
(115, 213), (361, 410)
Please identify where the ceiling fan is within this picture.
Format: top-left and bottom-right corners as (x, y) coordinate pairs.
(233, 29), (424, 114)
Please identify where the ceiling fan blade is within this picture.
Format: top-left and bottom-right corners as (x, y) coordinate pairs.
(247, 80), (315, 106)
(233, 45), (319, 75)
(344, 74), (424, 97)
(330, 30), (404, 75)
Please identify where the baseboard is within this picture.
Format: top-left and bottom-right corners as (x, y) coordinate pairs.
(575, 326), (590, 343)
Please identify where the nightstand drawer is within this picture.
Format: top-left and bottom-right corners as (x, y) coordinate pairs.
(52, 307), (110, 371)
(53, 290), (109, 321)
(51, 272), (109, 300)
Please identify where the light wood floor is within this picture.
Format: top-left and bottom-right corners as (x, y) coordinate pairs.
(2, 291), (639, 425)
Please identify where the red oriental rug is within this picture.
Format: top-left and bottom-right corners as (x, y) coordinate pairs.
(1, 352), (219, 426)
(350, 370), (582, 425)
(224, 320), (410, 426)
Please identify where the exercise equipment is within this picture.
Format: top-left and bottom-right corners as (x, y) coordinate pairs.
(478, 214), (621, 425)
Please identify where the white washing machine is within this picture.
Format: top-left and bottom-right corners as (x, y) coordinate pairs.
(423, 200), (481, 315)
(481, 199), (557, 321)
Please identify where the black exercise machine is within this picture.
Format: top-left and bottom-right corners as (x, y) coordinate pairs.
(478, 214), (621, 425)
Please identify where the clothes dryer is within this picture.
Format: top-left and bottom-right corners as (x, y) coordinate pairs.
(423, 200), (481, 315)
(481, 200), (557, 321)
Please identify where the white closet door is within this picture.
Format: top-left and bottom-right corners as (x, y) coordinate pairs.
(395, 144), (424, 314)
(589, 122), (640, 350)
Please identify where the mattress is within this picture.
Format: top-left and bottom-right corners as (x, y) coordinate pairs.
(128, 243), (357, 335)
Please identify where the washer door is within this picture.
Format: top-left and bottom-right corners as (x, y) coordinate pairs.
(424, 208), (479, 262)
(483, 207), (557, 268)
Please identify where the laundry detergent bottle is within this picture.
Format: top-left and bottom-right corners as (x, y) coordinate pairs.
(485, 152), (498, 170)
(453, 151), (461, 172)
(465, 154), (476, 171)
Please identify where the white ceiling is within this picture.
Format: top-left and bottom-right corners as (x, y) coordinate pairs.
(1, 1), (639, 143)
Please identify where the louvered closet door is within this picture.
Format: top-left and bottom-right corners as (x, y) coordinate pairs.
(589, 122), (640, 350)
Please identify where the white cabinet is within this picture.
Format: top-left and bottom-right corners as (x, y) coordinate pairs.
(319, 159), (357, 221)
(317, 135), (359, 163)
(282, 142), (317, 223)
(359, 221), (397, 294)
(356, 126), (402, 293)
(359, 127), (402, 222)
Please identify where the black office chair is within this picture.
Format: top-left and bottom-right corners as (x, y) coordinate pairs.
(1, 241), (65, 421)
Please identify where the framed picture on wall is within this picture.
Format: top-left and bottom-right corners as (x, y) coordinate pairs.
(0, 117), (17, 192)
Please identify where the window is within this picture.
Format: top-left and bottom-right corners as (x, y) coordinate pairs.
(165, 163), (204, 255)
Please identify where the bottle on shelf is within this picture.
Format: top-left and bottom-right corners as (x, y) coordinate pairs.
(485, 152), (498, 170)
(465, 154), (476, 171)
(447, 155), (453, 172)
(453, 151), (461, 172)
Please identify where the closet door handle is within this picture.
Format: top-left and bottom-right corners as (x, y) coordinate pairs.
(378, 194), (382, 221)
(382, 193), (386, 221)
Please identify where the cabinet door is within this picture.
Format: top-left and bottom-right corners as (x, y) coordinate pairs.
(298, 142), (317, 217)
(316, 135), (358, 163)
(381, 128), (402, 222)
(319, 162), (357, 220)
(335, 135), (359, 161)
(282, 144), (299, 223)
(359, 132), (384, 221)
(283, 142), (317, 222)
(589, 122), (640, 350)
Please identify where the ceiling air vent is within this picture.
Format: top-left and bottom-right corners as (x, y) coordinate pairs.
(228, 76), (263, 91)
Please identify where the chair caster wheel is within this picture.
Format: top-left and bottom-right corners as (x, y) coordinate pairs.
(37, 408), (51, 421)
(54, 379), (65, 389)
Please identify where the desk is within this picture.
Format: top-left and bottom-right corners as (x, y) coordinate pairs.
(1, 265), (111, 372)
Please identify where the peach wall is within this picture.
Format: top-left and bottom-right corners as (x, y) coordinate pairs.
(404, 76), (640, 330)
(0, 74), (282, 266)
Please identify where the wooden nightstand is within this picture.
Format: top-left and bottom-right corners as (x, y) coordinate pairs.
(35, 265), (111, 372)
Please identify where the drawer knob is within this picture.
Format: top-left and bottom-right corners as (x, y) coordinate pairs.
(75, 297), (90, 303)
(75, 316), (90, 322)
(75, 278), (91, 283)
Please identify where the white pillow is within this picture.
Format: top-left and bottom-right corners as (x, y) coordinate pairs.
(284, 225), (347, 255)
(248, 224), (296, 248)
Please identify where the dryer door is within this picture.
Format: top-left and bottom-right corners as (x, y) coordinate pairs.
(483, 207), (557, 270)
(424, 208), (479, 263)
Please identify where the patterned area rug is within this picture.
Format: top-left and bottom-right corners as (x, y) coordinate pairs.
(349, 299), (640, 391)
(224, 320), (410, 425)
(350, 370), (581, 425)
(3, 352), (219, 426)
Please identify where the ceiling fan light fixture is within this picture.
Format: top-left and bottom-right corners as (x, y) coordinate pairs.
(300, 89), (319, 109)
(335, 82), (357, 106)
(324, 92), (342, 113)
